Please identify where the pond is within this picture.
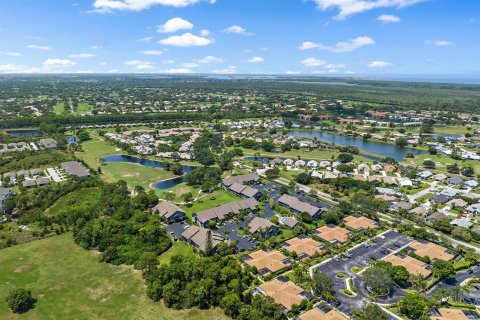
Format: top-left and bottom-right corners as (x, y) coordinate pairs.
(102, 154), (196, 190)
(6, 130), (41, 137)
(289, 130), (426, 162)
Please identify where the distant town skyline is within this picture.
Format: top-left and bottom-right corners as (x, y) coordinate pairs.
(0, 0), (478, 75)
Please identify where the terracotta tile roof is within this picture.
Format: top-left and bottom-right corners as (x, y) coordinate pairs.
(299, 308), (347, 320)
(314, 225), (351, 244)
(244, 249), (291, 274)
(258, 279), (305, 310)
(430, 308), (469, 320)
(343, 216), (377, 231)
(384, 254), (431, 277)
(409, 241), (455, 261)
(281, 236), (325, 258)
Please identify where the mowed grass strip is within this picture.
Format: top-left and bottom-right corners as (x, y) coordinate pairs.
(75, 133), (123, 168)
(0, 234), (229, 320)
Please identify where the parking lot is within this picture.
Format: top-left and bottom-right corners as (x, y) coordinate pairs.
(164, 222), (190, 240)
(217, 221), (258, 252)
(314, 230), (413, 315)
(428, 265), (480, 307)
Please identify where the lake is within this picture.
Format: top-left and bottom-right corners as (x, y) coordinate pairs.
(289, 130), (426, 162)
(102, 154), (196, 190)
(7, 130), (41, 137)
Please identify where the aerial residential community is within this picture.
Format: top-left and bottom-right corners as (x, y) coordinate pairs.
(2, 0), (480, 320)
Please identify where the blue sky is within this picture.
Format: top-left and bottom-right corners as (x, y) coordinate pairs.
(0, 0), (478, 75)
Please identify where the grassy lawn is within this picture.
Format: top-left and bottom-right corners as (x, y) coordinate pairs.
(417, 193), (434, 204)
(75, 133), (124, 169)
(75, 103), (93, 115)
(53, 103), (65, 115)
(101, 162), (175, 191)
(406, 153), (480, 175)
(238, 147), (373, 163)
(181, 189), (242, 217)
(156, 182), (199, 201)
(278, 169), (300, 181)
(0, 234), (229, 320)
(158, 241), (196, 265)
(45, 187), (100, 216)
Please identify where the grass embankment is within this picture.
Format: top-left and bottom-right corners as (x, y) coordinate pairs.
(0, 234), (229, 320)
(158, 241), (196, 265)
(45, 187), (101, 216)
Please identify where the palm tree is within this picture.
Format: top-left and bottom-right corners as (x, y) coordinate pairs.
(448, 286), (463, 302)
(410, 274), (426, 292)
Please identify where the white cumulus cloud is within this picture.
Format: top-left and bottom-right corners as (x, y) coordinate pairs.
(197, 55), (223, 64)
(43, 58), (77, 72)
(0, 64), (40, 73)
(368, 60), (393, 68)
(138, 36), (154, 42)
(69, 53), (96, 58)
(159, 33), (212, 47)
(182, 62), (199, 68)
(311, 0), (425, 20)
(140, 50), (163, 55)
(299, 36), (375, 53)
(222, 25), (253, 35)
(243, 56), (264, 63)
(125, 60), (155, 69)
(92, 0), (204, 12)
(157, 17), (193, 33)
(301, 58), (326, 67)
(27, 44), (51, 50)
(213, 65), (236, 74)
(161, 68), (194, 73)
(377, 14), (401, 23)
(426, 40), (452, 46)
(6, 52), (21, 57)
(43, 59), (76, 67)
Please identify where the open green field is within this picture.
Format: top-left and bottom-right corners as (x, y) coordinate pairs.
(101, 162), (175, 191)
(53, 102), (93, 115)
(158, 241), (196, 265)
(181, 189), (241, 217)
(76, 103), (93, 115)
(53, 103), (65, 115)
(0, 234), (229, 320)
(156, 182), (200, 201)
(45, 187), (100, 216)
(406, 153), (480, 175)
(75, 133), (124, 168)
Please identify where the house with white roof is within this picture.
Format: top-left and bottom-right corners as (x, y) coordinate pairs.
(307, 160), (318, 168)
(398, 177), (413, 187)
